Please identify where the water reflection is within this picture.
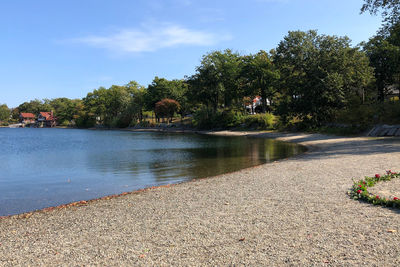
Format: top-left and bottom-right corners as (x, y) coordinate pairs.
(0, 129), (305, 215)
(85, 136), (304, 183)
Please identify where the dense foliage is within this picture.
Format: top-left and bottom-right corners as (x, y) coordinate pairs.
(363, 24), (400, 101)
(187, 49), (242, 111)
(155, 99), (180, 123)
(0, 104), (10, 122)
(274, 30), (374, 126)
(240, 51), (280, 113)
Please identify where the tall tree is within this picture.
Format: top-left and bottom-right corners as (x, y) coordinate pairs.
(50, 98), (84, 124)
(363, 32), (400, 101)
(361, 0), (400, 29)
(0, 104), (10, 121)
(18, 99), (52, 114)
(187, 67), (221, 112)
(274, 30), (374, 125)
(123, 81), (147, 125)
(240, 50), (280, 112)
(145, 77), (188, 112)
(83, 85), (131, 126)
(188, 49), (242, 111)
(10, 108), (20, 121)
(83, 87), (108, 124)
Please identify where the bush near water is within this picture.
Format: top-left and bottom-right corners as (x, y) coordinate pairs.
(192, 108), (276, 130)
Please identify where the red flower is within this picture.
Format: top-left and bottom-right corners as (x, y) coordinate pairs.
(363, 181), (366, 185)
(386, 170), (392, 174)
(357, 190), (362, 194)
(394, 197), (399, 201)
(375, 174), (381, 178)
(358, 185), (362, 188)
(376, 195), (380, 199)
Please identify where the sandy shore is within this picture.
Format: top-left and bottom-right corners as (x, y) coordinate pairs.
(1, 132), (400, 266)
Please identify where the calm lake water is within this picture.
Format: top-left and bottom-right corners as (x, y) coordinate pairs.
(0, 128), (305, 216)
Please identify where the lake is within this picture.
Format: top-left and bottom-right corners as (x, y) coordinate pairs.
(0, 128), (305, 216)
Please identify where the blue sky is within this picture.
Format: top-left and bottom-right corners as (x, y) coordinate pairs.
(1, 0), (382, 107)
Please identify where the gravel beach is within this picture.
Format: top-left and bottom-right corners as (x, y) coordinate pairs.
(1, 132), (400, 266)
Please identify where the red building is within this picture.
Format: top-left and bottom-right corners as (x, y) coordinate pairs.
(19, 113), (36, 124)
(37, 111), (56, 127)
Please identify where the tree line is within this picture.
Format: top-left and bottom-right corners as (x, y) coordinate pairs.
(1, 1), (399, 130)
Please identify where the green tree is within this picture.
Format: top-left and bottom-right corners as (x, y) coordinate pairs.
(49, 97), (85, 124)
(240, 50), (280, 112)
(274, 30), (374, 125)
(83, 85), (131, 127)
(107, 85), (131, 119)
(72, 99), (90, 128)
(187, 69), (220, 111)
(145, 77), (188, 112)
(363, 33), (400, 101)
(122, 81), (147, 126)
(18, 99), (52, 114)
(188, 49), (242, 111)
(361, 0), (400, 28)
(0, 104), (10, 121)
(83, 86), (108, 124)
(10, 108), (20, 121)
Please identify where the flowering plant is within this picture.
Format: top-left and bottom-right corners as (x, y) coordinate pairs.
(349, 170), (400, 208)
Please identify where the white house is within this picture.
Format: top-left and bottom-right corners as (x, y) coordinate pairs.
(246, 96), (270, 114)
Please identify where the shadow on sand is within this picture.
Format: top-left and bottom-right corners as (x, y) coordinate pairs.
(254, 132), (400, 162)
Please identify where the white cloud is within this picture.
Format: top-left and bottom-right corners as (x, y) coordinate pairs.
(71, 24), (231, 54)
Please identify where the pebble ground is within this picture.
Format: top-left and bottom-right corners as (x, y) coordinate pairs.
(1, 132), (400, 266)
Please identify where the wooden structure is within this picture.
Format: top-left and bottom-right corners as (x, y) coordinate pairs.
(19, 113), (36, 124)
(368, 125), (400, 137)
(37, 111), (57, 127)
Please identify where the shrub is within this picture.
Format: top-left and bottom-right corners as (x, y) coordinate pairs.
(60, 120), (70, 127)
(192, 107), (243, 129)
(192, 106), (276, 130)
(335, 104), (377, 128)
(192, 107), (221, 129)
(136, 120), (156, 128)
(242, 113), (276, 130)
(111, 114), (133, 128)
(335, 100), (400, 128)
(381, 101), (400, 124)
(221, 109), (246, 128)
(75, 116), (96, 128)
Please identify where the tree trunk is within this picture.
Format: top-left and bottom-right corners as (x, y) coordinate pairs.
(377, 81), (385, 102)
(260, 89), (267, 113)
(213, 94), (218, 112)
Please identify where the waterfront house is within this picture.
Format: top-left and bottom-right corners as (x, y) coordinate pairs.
(37, 111), (56, 127)
(19, 113), (36, 124)
(245, 96), (271, 114)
